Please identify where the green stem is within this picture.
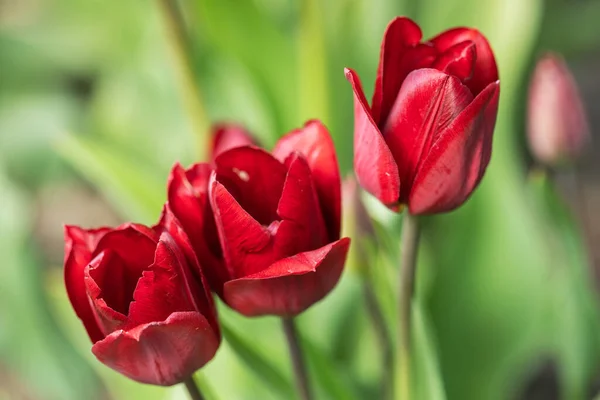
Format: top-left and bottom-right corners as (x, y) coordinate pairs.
(184, 376), (205, 400)
(157, 0), (210, 160)
(361, 273), (394, 399)
(396, 212), (421, 400)
(282, 318), (313, 400)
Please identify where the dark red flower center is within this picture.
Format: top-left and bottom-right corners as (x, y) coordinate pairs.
(89, 228), (156, 315)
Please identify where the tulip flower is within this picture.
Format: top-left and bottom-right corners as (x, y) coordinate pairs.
(63, 210), (220, 386)
(527, 53), (589, 167)
(345, 17), (500, 214)
(171, 120), (350, 317)
(167, 123), (256, 294)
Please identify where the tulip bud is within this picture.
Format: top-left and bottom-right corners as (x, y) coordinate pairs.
(63, 211), (220, 386)
(211, 123), (255, 162)
(345, 17), (500, 214)
(527, 53), (590, 167)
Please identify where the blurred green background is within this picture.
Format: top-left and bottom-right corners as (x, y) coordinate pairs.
(1, 0), (600, 399)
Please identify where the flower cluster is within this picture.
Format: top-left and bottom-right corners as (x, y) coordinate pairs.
(64, 16), (503, 390)
(64, 121), (350, 385)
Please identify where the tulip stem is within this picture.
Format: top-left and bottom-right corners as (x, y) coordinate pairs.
(184, 376), (205, 400)
(397, 212), (421, 400)
(157, 0), (210, 161)
(282, 318), (312, 400)
(362, 276), (394, 399)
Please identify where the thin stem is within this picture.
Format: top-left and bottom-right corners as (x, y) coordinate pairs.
(362, 277), (394, 399)
(157, 0), (210, 160)
(184, 376), (205, 400)
(397, 212), (421, 400)
(282, 318), (312, 400)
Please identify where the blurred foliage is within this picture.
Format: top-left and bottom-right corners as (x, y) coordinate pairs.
(1, 0), (600, 399)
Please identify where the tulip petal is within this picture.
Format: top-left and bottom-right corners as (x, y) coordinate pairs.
(212, 124), (256, 161)
(430, 28), (498, 96)
(209, 174), (277, 278)
(166, 163), (229, 290)
(92, 311), (219, 386)
(371, 17), (424, 124)
(91, 226), (157, 315)
(155, 209), (219, 335)
(345, 68), (401, 208)
(276, 153), (329, 252)
(273, 120), (341, 241)
(431, 41), (476, 83)
(64, 225), (111, 343)
(223, 238), (350, 317)
(214, 146), (287, 226)
(127, 237), (196, 327)
(382, 68), (473, 201)
(84, 252), (128, 335)
(409, 81), (500, 214)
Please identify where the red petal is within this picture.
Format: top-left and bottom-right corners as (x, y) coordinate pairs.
(430, 28), (498, 96)
(155, 210), (220, 335)
(90, 225), (157, 316)
(223, 238), (351, 317)
(371, 17), (424, 124)
(382, 69), (473, 201)
(64, 225), (111, 343)
(211, 123), (256, 161)
(345, 68), (401, 208)
(209, 175), (276, 278)
(166, 163), (229, 291)
(431, 41), (476, 83)
(85, 252), (128, 335)
(409, 81), (500, 214)
(276, 153), (329, 252)
(214, 146), (287, 226)
(92, 312), (219, 386)
(273, 120), (341, 241)
(127, 237), (196, 327)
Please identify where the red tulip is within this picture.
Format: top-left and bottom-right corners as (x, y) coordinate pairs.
(196, 120), (350, 317)
(211, 123), (256, 162)
(63, 210), (220, 386)
(345, 17), (500, 214)
(166, 123), (256, 294)
(527, 53), (590, 166)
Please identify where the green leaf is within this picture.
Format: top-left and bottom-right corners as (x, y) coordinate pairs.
(303, 332), (361, 400)
(298, 0), (329, 126)
(56, 134), (165, 223)
(190, 0), (297, 135)
(192, 373), (220, 400)
(219, 321), (295, 398)
(412, 301), (447, 400)
(540, 1), (600, 55)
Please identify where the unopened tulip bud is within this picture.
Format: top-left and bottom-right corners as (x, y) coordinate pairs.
(346, 17), (500, 214)
(527, 53), (590, 167)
